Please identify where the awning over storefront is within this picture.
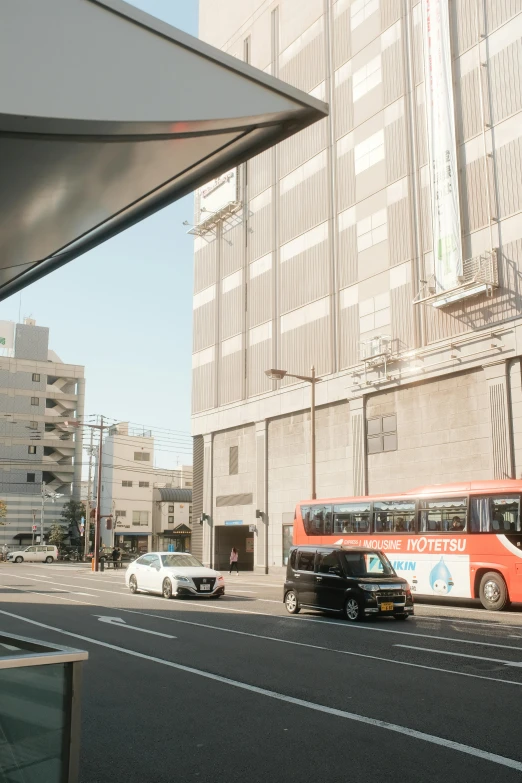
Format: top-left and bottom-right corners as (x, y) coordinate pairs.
(0, 0), (327, 300)
(161, 525), (191, 536)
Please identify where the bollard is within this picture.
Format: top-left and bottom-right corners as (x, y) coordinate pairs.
(91, 558), (95, 572)
(100, 558), (104, 572)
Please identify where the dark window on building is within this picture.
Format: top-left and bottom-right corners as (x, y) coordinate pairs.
(115, 510), (126, 517)
(28, 446), (36, 455)
(29, 421), (38, 430)
(168, 516), (174, 524)
(27, 473), (35, 483)
(30, 397), (39, 406)
(32, 373), (40, 382)
(134, 452), (150, 461)
(122, 480), (133, 488)
(367, 414), (397, 454)
(168, 505), (174, 513)
(229, 446), (238, 475)
(139, 481), (149, 488)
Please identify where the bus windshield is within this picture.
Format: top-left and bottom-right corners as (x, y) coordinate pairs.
(341, 551), (394, 577)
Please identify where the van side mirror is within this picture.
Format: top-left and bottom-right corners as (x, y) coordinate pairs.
(329, 566), (341, 576)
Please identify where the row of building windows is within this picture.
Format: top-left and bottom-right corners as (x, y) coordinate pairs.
(115, 510), (149, 525)
(122, 480), (150, 487)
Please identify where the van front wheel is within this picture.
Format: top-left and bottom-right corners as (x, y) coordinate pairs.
(344, 597), (364, 622)
(45, 556), (53, 563)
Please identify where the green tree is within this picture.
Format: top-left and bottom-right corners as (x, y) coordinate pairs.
(60, 500), (85, 542)
(0, 500), (6, 526)
(48, 521), (67, 548)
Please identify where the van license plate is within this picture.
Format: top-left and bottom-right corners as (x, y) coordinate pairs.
(380, 602), (394, 612)
(200, 584), (210, 591)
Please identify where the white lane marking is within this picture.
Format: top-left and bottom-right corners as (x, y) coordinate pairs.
(419, 617), (522, 631)
(226, 590), (256, 594)
(396, 644), (522, 669)
(116, 606), (522, 688)
(71, 593), (97, 597)
(3, 572), (522, 652)
(95, 615), (176, 639)
(0, 610), (521, 773)
(0, 583), (92, 605)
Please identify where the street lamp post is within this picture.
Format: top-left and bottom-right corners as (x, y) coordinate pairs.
(265, 366), (318, 500)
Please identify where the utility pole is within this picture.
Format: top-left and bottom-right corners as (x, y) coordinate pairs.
(94, 415), (104, 571)
(84, 428), (94, 560)
(65, 415), (106, 571)
(40, 480), (46, 544)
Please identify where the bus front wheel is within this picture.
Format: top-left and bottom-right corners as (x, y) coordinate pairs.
(479, 571), (509, 611)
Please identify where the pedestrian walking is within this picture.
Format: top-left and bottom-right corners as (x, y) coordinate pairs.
(112, 547), (120, 568)
(229, 547), (239, 575)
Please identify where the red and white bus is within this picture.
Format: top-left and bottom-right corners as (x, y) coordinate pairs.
(294, 480), (522, 610)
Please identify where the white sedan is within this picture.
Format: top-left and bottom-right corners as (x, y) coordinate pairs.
(125, 552), (225, 599)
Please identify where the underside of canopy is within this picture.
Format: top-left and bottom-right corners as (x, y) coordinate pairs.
(0, 0), (327, 300)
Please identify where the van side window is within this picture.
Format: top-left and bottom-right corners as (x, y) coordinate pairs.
(297, 550), (316, 571)
(289, 549), (297, 569)
(316, 551), (339, 574)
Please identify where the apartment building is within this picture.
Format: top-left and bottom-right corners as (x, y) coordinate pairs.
(192, 0), (522, 572)
(153, 464), (193, 489)
(100, 423), (154, 555)
(152, 487), (193, 552)
(0, 319), (85, 546)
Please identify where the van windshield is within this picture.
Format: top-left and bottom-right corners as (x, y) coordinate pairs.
(341, 551), (394, 577)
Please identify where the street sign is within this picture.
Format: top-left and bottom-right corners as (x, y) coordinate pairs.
(248, 525), (256, 533)
(225, 520), (243, 526)
(32, 525), (37, 532)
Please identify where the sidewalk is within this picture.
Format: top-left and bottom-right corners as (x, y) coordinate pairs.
(226, 570), (283, 585)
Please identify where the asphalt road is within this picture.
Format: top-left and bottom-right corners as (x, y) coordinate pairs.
(2, 563), (522, 782)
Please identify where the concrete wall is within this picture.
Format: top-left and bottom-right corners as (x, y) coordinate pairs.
(366, 370), (492, 494)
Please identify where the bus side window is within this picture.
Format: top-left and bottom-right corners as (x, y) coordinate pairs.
(472, 496), (521, 533)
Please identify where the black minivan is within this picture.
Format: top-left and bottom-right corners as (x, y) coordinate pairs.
(284, 545), (414, 621)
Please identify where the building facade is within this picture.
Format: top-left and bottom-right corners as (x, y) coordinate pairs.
(153, 465), (193, 489)
(192, 0), (522, 572)
(0, 319), (85, 547)
(100, 423), (154, 555)
(152, 487), (193, 552)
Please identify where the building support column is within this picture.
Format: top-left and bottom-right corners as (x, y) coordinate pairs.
(350, 396), (367, 496)
(484, 361), (514, 480)
(202, 433), (214, 568)
(254, 420), (268, 574)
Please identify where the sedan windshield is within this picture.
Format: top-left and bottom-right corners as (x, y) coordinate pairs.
(161, 554), (204, 568)
(341, 551), (394, 577)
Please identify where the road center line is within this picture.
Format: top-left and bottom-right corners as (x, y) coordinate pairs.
(395, 644), (522, 668)
(113, 606), (522, 687)
(0, 608), (521, 774)
(3, 573), (522, 652)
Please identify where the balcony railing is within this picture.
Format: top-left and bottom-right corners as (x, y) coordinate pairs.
(414, 249), (498, 307)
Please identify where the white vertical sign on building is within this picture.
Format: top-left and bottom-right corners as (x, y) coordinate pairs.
(422, 0), (463, 292)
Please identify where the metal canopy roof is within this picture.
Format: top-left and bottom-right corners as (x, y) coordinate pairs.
(157, 488), (192, 503)
(0, 0), (327, 301)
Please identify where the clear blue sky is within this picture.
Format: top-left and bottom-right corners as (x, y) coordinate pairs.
(1, 0), (199, 468)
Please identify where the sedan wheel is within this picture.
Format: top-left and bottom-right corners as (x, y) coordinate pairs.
(162, 579), (173, 599)
(15, 556), (23, 564)
(129, 575), (138, 594)
(344, 597), (364, 622)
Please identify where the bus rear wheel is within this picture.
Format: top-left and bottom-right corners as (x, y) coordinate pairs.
(479, 571), (509, 611)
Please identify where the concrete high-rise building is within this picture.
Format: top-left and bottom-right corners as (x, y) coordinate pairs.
(153, 465), (193, 489)
(0, 319), (85, 547)
(192, 0), (522, 573)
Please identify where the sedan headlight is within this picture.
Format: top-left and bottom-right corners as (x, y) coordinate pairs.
(173, 575), (190, 583)
(358, 583), (381, 592)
